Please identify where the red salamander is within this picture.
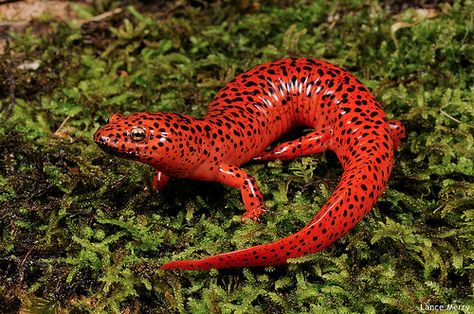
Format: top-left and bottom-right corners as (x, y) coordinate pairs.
(94, 58), (405, 270)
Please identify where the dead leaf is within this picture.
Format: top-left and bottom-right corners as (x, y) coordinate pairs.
(390, 21), (416, 50)
(415, 8), (439, 19)
(0, 0), (75, 22)
(391, 8), (439, 51)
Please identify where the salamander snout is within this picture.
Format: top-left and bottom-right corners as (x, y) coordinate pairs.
(93, 126), (110, 145)
(93, 125), (141, 161)
(94, 134), (109, 145)
(93, 129), (115, 151)
(109, 113), (125, 123)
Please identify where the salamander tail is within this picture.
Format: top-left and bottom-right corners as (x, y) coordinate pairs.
(161, 152), (395, 270)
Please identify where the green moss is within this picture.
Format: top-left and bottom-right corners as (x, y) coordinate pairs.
(0, 0), (473, 312)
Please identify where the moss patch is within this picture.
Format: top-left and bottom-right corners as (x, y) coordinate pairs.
(0, 0), (473, 312)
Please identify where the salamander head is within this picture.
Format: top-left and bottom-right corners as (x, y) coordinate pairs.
(94, 112), (209, 177)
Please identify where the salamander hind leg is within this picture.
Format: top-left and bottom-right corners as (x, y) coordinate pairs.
(254, 130), (332, 161)
(217, 164), (267, 223)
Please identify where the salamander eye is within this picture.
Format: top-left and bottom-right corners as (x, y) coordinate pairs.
(130, 126), (146, 142)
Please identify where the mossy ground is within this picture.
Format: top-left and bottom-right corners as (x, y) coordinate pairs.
(0, 0), (473, 313)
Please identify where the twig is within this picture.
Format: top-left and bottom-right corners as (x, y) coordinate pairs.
(87, 7), (123, 23)
(440, 109), (461, 124)
(54, 115), (71, 135)
(440, 109), (473, 128)
(17, 245), (34, 285)
(0, 0), (23, 5)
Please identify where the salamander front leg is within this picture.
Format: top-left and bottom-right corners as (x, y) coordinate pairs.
(254, 130), (332, 161)
(151, 170), (170, 192)
(217, 164), (267, 223)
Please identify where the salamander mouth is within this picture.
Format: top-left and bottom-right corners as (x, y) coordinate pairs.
(95, 137), (140, 161)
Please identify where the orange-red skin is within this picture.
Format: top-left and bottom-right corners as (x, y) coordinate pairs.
(94, 58), (405, 270)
